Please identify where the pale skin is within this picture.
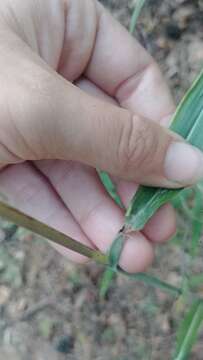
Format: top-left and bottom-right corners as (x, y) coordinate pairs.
(0, 0), (202, 273)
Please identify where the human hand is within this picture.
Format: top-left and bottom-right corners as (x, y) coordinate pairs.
(0, 0), (202, 273)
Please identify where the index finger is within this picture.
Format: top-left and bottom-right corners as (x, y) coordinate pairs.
(85, 3), (175, 122)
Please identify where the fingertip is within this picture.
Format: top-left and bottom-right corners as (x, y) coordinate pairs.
(143, 203), (176, 244)
(119, 232), (154, 274)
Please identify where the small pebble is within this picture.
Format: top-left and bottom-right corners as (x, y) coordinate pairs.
(56, 335), (74, 354)
(166, 23), (182, 40)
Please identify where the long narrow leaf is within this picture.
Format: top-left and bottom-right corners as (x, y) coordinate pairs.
(172, 188), (192, 210)
(190, 188), (203, 256)
(174, 300), (203, 360)
(125, 70), (203, 231)
(98, 170), (124, 208)
(100, 233), (125, 298)
(118, 268), (181, 297)
(0, 201), (183, 297)
(130, 0), (147, 34)
(125, 187), (180, 231)
(98, 1), (148, 211)
(189, 273), (203, 289)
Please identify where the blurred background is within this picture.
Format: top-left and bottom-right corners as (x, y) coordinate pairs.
(0, 1), (202, 359)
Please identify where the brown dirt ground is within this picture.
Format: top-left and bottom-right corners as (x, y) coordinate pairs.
(0, 1), (203, 359)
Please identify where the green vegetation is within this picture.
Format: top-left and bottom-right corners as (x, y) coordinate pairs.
(0, 1), (202, 358)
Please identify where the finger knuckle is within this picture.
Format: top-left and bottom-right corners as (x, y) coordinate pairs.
(117, 114), (157, 175)
(22, 69), (55, 116)
(15, 67), (57, 157)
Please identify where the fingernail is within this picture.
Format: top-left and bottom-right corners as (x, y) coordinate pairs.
(164, 142), (203, 184)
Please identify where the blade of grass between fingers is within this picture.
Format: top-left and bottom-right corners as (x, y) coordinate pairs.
(172, 188), (193, 210)
(98, 1), (147, 210)
(98, 170), (124, 208)
(100, 233), (125, 298)
(0, 200), (108, 265)
(0, 200), (184, 297)
(125, 187), (181, 231)
(130, 0), (147, 34)
(100, 231), (184, 298)
(174, 300), (203, 360)
(98, 1), (146, 211)
(125, 69), (203, 231)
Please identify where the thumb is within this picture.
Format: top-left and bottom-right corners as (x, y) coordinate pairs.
(64, 90), (203, 188)
(4, 67), (203, 188)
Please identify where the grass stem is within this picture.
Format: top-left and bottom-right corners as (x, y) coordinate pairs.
(0, 201), (108, 266)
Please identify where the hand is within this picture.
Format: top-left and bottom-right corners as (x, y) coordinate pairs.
(0, 0), (202, 273)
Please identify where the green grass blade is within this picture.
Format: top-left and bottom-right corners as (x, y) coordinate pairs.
(190, 188), (203, 257)
(99, 1), (147, 210)
(100, 232), (183, 298)
(188, 273), (203, 289)
(170, 70), (203, 138)
(172, 188), (192, 210)
(108, 232), (125, 268)
(100, 233), (125, 298)
(174, 300), (203, 360)
(125, 69), (203, 231)
(98, 170), (124, 208)
(125, 187), (180, 230)
(118, 268), (181, 297)
(130, 0), (147, 34)
(99, 267), (115, 299)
